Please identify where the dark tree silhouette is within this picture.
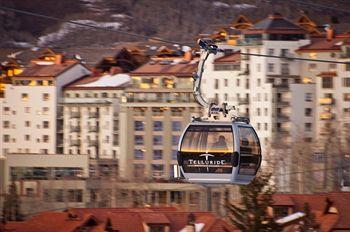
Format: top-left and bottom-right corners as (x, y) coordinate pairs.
(226, 173), (281, 232)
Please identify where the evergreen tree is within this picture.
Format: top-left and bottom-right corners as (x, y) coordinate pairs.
(226, 173), (281, 232)
(2, 182), (22, 222)
(299, 203), (319, 232)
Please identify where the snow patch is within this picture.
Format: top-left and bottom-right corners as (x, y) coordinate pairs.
(232, 3), (256, 9)
(9, 41), (32, 48)
(182, 45), (191, 52)
(38, 20), (122, 46)
(77, 73), (131, 87)
(213, 1), (230, 8)
(111, 14), (132, 19)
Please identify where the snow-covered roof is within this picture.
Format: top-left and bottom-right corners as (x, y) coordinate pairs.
(76, 73), (130, 87)
(276, 212), (305, 224)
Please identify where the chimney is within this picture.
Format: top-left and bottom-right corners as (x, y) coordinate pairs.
(326, 25), (334, 41)
(185, 213), (196, 232)
(55, 54), (62, 65)
(184, 50), (192, 61)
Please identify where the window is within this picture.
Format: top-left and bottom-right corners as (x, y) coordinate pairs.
(3, 121), (10, 128)
(25, 121), (30, 127)
(134, 121), (144, 131)
(264, 108), (268, 116)
(25, 135), (30, 141)
(281, 49), (289, 57)
(42, 135), (49, 143)
(22, 93), (29, 102)
(172, 121), (181, 131)
(224, 79), (228, 87)
(153, 121), (163, 131)
(43, 93), (50, 101)
(172, 135), (180, 146)
(305, 123), (312, 131)
(135, 135), (144, 145)
(344, 93), (350, 102)
(264, 123), (268, 131)
(343, 78), (350, 87)
(3, 135), (10, 142)
(3, 107), (10, 115)
(308, 63), (317, 71)
(257, 79), (261, 87)
(134, 149), (144, 160)
(236, 79), (240, 87)
(42, 107), (49, 115)
(305, 108), (312, 116)
(214, 79), (219, 89)
(322, 76), (333, 88)
(268, 48), (274, 55)
(134, 164), (145, 178)
(153, 136), (162, 145)
(43, 121), (49, 129)
(257, 108), (261, 116)
(152, 164), (164, 177)
(329, 63), (337, 71)
(346, 63), (350, 71)
(153, 150), (163, 160)
(25, 107), (30, 113)
(268, 63), (274, 72)
(304, 137), (312, 142)
(223, 93), (227, 101)
(172, 150), (177, 160)
(257, 63), (261, 72)
(305, 93), (312, 102)
(101, 92), (108, 98)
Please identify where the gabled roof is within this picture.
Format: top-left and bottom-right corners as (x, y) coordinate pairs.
(131, 60), (198, 77)
(214, 52), (240, 63)
(243, 13), (306, 35)
(14, 60), (80, 78)
(297, 35), (350, 52)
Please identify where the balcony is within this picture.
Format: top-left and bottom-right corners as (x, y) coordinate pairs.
(70, 126), (81, 133)
(88, 126), (99, 133)
(320, 112), (335, 120)
(277, 113), (289, 122)
(70, 140), (81, 146)
(276, 100), (290, 107)
(319, 98), (335, 105)
(238, 98), (249, 105)
(276, 128), (289, 134)
(236, 38), (263, 46)
(70, 112), (80, 118)
(281, 69), (290, 76)
(88, 140), (98, 147)
(89, 112), (99, 118)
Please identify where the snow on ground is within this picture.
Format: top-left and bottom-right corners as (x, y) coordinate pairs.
(38, 20), (121, 46)
(212, 1), (230, 8)
(111, 14), (132, 19)
(232, 3), (256, 9)
(77, 73), (131, 87)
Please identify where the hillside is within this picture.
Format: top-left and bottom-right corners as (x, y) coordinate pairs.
(1, 0), (350, 48)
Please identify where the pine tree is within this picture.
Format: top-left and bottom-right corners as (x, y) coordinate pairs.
(2, 182), (22, 222)
(299, 203), (319, 232)
(226, 173), (281, 232)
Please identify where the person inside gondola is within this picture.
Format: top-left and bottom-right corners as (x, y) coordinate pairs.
(212, 135), (228, 150)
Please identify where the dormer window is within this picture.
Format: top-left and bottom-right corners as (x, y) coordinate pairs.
(149, 224), (167, 232)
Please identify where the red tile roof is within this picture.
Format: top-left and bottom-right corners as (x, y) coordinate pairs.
(15, 60), (80, 78)
(5, 208), (239, 232)
(131, 60), (198, 77)
(214, 53), (240, 63)
(272, 192), (350, 231)
(297, 35), (350, 53)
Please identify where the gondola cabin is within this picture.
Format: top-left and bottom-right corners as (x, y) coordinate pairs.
(177, 118), (261, 184)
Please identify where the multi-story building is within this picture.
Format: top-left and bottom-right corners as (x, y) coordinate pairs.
(0, 49), (91, 156)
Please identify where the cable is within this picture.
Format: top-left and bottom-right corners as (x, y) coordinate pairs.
(1, 6), (350, 65)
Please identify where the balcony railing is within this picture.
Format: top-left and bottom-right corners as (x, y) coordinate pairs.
(89, 112), (99, 118)
(88, 126), (99, 133)
(319, 98), (335, 105)
(70, 112), (80, 118)
(276, 128), (289, 134)
(70, 126), (81, 132)
(88, 140), (98, 146)
(70, 140), (81, 146)
(281, 69), (290, 75)
(238, 98), (249, 105)
(320, 112), (335, 120)
(277, 100), (290, 107)
(236, 38), (263, 46)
